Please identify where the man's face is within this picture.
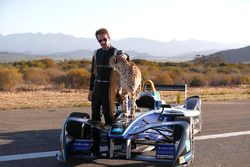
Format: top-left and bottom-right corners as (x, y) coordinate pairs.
(97, 33), (110, 49)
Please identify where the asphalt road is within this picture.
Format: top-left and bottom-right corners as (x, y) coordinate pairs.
(0, 101), (250, 167)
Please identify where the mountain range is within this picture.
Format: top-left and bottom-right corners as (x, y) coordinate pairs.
(209, 45), (250, 63)
(0, 33), (248, 62)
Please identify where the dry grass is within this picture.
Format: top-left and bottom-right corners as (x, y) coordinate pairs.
(0, 90), (90, 110)
(160, 85), (250, 103)
(0, 86), (249, 110)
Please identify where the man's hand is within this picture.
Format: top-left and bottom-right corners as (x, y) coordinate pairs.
(116, 54), (127, 62)
(88, 91), (92, 101)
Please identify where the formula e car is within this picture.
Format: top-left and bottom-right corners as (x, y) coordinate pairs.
(56, 80), (202, 167)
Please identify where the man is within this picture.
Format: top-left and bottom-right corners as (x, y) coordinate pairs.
(88, 28), (128, 155)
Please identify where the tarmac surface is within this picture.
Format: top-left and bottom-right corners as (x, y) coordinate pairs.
(0, 101), (250, 167)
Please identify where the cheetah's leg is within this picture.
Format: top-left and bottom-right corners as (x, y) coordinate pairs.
(122, 91), (129, 117)
(130, 92), (137, 118)
(117, 87), (122, 95)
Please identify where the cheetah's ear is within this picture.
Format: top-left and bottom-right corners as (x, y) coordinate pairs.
(124, 53), (130, 61)
(116, 50), (123, 55)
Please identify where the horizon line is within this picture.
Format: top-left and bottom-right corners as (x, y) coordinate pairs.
(0, 32), (247, 45)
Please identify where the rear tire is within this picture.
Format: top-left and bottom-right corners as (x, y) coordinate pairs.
(66, 112), (91, 139)
(69, 112), (90, 119)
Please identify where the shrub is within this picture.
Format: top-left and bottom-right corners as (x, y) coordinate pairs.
(13, 59), (57, 70)
(188, 74), (207, 87)
(216, 66), (240, 74)
(46, 68), (66, 88)
(189, 66), (204, 73)
(171, 72), (189, 85)
(0, 67), (23, 91)
(65, 68), (90, 89)
(39, 58), (57, 68)
(59, 59), (91, 71)
(209, 74), (243, 87)
(168, 69), (188, 84)
(23, 67), (50, 85)
(240, 75), (250, 84)
(230, 75), (241, 85)
(152, 72), (174, 85)
(139, 66), (150, 81)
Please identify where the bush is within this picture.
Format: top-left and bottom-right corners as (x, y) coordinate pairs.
(216, 66), (240, 74)
(189, 66), (204, 73)
(39, 58), (57, 68)
(23, 67), (50, 85)
(139, 66), (150, 81)
(189, 74), (207, 87)
(59, 59), (91, 71)
(240, 75), (250, 84)
(13, 58), (57, 70)
(168, 69), (188, 84)
(152, 72), (174, 85)
(0, 67), (23, 91)
(230, 75), (241, 85)
(208, 74), (239, 87)
(1, 58), (249, 91)
(46, 68), (66, 88)
(65, 69), (90, 89)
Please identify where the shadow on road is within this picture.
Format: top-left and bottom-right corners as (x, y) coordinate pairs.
(0, 129), (171, 167)
(65, 158), (172, 167)
(0, 129), (61, 156)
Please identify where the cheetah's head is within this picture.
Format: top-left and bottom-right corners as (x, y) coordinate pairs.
(109, 54), (128, 70)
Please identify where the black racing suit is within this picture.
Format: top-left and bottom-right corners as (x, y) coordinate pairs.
(89, 46), (119, 124)
(89, 46), (119, 153)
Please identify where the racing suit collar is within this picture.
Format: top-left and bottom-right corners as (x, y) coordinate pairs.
(101, 45), (112, 51)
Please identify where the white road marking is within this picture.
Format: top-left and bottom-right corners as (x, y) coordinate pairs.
(0, 151), (59, 162)
(194, 130), (250, 140)
(0, 130), (250, 162)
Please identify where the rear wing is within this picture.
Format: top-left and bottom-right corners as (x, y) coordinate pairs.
(154, 84), (187, 100)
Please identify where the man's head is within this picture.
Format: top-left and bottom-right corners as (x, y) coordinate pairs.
(95, 28), (111, 50)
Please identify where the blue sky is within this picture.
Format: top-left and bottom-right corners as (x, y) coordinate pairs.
(1, 0), (250, 44)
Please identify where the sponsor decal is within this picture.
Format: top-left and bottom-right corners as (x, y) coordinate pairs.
(156, 144), (175, 159)
(72, 139), (92, 151)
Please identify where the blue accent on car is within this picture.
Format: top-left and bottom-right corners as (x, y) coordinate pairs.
(112, 127), (124, 133)
(156, 144), (175, 159)
(72, 139), (92, 151)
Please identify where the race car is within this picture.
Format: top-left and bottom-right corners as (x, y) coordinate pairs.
(56, 80), (202, 167)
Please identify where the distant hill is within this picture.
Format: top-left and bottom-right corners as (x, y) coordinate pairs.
(0, 50), (157, 63)
(209, 45), (250, 63)
(49, 49), (93, 60)
(0, 50), (94, 63)
(0, 33), (98, 54)
(0, 33), (246, 58)
(167, 49), (219, 62)
(115, 38), (242, 57)
(0, 52), (46, 63)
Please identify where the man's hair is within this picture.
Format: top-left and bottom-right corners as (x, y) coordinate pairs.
(95, 28), (110, 39)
